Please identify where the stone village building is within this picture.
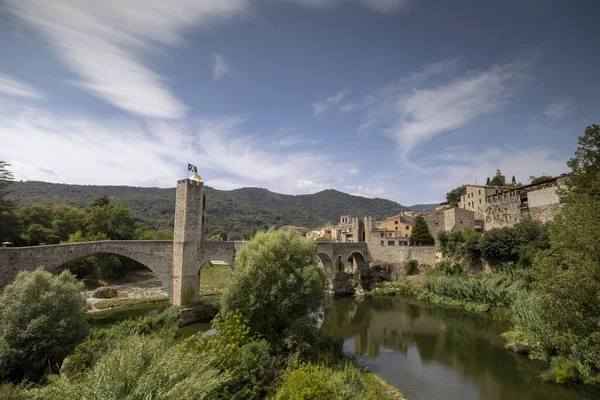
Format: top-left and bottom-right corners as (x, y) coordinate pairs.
(483, 174), (567, 230)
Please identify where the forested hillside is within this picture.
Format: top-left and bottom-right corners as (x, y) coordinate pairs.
(8, 181), (414, 238)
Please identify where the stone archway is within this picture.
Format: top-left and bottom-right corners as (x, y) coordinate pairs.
(197, 259), (233, 296)
(347, 251), (370, 289)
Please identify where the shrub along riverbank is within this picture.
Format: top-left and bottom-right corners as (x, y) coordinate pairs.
(0, 230), (404, 399)
(369, 125), (600, 387)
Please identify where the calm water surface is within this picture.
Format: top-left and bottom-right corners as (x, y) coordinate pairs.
(320, 296), (597, 400)
(90, 297), (597, 400)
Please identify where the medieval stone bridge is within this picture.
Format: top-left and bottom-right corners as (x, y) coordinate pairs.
(0, 179), (372, 305)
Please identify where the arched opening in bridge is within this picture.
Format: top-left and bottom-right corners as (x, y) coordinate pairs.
(198, 260), (233, 297)
(347, 251), (369, 287)
(57, 253), (167, 304)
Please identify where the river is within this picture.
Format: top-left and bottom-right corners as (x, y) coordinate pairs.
(89, 296), (597, 400)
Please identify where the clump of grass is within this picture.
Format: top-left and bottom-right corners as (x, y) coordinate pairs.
(419, 273), (528, 312)
(93, 295), (169, 310)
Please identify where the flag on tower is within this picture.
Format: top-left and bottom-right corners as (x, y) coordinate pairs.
(188, 163), (198, 173)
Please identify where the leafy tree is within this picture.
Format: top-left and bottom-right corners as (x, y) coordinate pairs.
(512, 175), (516, 185)
(84, 202), (135, 240)
(91, 196), (111, 207)
(489, 175), (505, 186)
(445, 185), (466, 207)
(411, 215), (434, 245)
(510, 125), (600, 384)
(486, 177), (491, 185)
(480, 228), (520, 266)
(221, 229), (328, 352)
(0, 162), (19, 242)
(565, 124), (600, 197)
(0, 268), (88, 382)
(530, 175), (552, 185)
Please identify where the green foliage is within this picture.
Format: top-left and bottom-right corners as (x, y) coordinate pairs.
(0, 268), (89, 382)
(480, 228), (520, 266)
(0, 162), (20, 243)
(275, 361), (366, 400)
(505, 125), (600, 385)
(530, 175), (553, 185)
(64, 309), (180, 377)
(84, 202), (135, 240)
(221, 230), (328, 353)
(7, 180), (410, 237)
(489, 175), (505, 186)
(421, 273), (527, 310)
(410, 215), (434, 246)
(404, 259), (418, 275)
(31, 335), (230, 400)
(445, 185), (466, 207)
(183, 312), (276, 399)
(565, 124), (600, 197)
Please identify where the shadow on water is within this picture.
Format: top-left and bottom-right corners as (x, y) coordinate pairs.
(321, 296), (599, 400)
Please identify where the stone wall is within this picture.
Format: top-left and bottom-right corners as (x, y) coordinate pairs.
(423, 210), (445, 244)
(0, 240), (173, 294)
(483, 197), (521, 230)
(529, 203), (562, 223)
(528, 186), (560, 208)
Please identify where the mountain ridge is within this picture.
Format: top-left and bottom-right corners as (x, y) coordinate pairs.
(7, 180), (438, 238)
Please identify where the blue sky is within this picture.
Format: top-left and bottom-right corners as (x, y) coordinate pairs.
(0, 0), (598, 205)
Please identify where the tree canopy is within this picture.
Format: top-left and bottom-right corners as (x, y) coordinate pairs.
(221, 229), (328, 352)
(411, 215), (434, 246)
(445, 185), (466, 207)
(0, 268), (88, 382)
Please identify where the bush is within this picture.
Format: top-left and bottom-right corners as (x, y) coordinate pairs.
(0, 268), (89, 382)
(64, 308), (180, 377)
(404, 259), (418, 275)
(221, 229), (328, 353)
(421, 274), (527, 308)
(480, 228), (521, 266)
(30, 335), (230, 400)
(275, 362), (365, 400)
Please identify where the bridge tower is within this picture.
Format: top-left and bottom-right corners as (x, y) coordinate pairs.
(172, 179), (206, 306)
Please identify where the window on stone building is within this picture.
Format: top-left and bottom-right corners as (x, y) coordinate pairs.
(380, 233), (384, 237)
(406, 226), (409, 230)
(395, 227), (398, 230)
(380, 241), (384, 246)
(395, 221), (398, 224)
(388, 240), (395, 246)
(479, 199), (481, 204)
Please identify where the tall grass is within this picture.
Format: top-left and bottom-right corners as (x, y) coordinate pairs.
(420, 273), (528, 309)
(30, 335), (230, 400)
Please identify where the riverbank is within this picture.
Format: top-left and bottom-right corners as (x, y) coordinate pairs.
(83, 263), (232, 312)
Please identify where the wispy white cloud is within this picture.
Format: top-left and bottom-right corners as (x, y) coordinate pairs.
(212, 54), (230, 80)
(0, 73), (45, 99)
(543, 100), (572, 120)
(283, 0), (409, 13)
(313, 90), (350, 116)
(5, 0), (248, 119)
(357, 58), (532, 159)
(0, 102), (358, 195)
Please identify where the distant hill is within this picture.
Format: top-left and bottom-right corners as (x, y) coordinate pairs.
(8, 181), (410, 237)
(407, 203), (439, 212)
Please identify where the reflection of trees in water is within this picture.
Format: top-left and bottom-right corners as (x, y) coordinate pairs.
(321, 297), (597, 400)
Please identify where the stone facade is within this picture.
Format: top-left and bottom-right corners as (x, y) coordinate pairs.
(377, 213), (415, 238)
(460, 185), (503, 220)
(483, 197), (522, 230)
(482, 175), (566, 230)
(423, 207), (476, 243)
(0, 240), (173, 296)
(172, 179), (206, 305)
